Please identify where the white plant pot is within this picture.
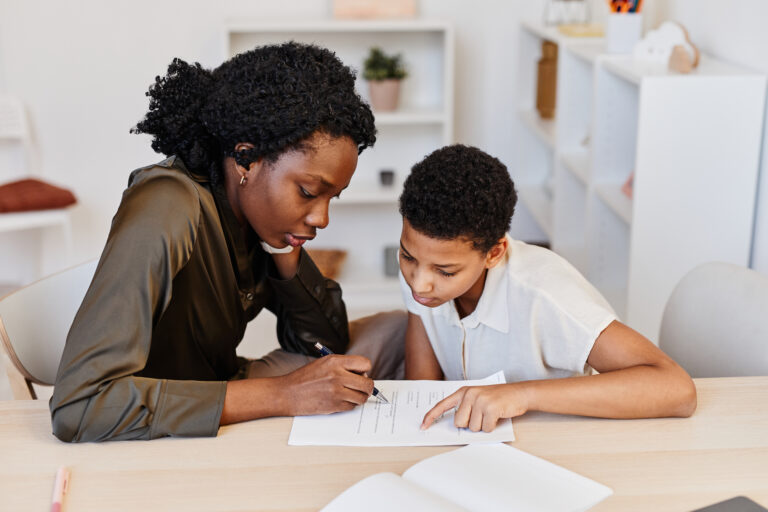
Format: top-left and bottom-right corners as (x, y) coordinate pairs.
(368, 79), (401, 111)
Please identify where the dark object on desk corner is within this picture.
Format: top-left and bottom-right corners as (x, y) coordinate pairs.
(379, 169), (396, 187)
(693, 496), (768, 512)
(0, 178), (77, 213)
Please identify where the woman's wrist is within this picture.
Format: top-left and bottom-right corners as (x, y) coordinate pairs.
(271, 249), (301, 279)
(221, 377), (289, 425)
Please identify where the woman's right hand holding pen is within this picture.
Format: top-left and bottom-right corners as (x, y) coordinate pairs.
(277, 355), (375, 415)
(220, 355), (374, 425)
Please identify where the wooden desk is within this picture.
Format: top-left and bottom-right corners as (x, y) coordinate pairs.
(1, 377), (766, 511)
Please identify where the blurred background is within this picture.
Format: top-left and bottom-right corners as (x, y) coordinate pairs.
(0, 0), (766, 372)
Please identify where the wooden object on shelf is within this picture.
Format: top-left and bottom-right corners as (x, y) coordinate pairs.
(306, 249), (347, 280)
(633, 21), (699, 72)
(669, 43), (699, 74)
(536, 41), (558, 119)
(333, 0), (416, 19)
(558, 23), (604, 38)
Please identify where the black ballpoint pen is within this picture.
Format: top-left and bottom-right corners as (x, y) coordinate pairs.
(313, 342), (389, 404)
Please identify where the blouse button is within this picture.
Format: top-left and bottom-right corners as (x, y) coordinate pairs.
(246, 292), (254, 301)
(314, 285), (322, 295)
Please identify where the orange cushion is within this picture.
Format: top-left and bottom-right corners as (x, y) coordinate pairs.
(0, 178), (77, 213)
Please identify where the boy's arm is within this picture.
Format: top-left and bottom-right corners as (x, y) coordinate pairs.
(405, 313), (444, 380)
(422, 320), (697, 431)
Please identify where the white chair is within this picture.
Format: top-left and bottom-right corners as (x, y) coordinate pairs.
(659, 262), (768, 378)
(0, 259), (97, 399)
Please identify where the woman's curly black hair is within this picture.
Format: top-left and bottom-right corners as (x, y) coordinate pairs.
(399, 144), (517, 253)
(131, 42), (376, 183)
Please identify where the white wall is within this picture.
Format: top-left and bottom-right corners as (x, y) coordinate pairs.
(1, 0), (764, 276)
(0, 0), (551, 269)
(649, 1), (768, 274)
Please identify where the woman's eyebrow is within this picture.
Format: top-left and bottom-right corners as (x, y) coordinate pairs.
(306, 173), (335, 189)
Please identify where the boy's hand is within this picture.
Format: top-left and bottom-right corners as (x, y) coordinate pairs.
(421, 383), (530, 433)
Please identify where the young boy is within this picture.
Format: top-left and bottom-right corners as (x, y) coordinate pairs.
(398, 145), (696, 433)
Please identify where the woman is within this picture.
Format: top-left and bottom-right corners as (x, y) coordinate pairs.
(50, 42), (404, 442)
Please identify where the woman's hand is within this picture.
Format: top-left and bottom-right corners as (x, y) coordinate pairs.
(277, 354), (374, 416)
(271, 247), (301, 279)
(421, 383), (531, 433)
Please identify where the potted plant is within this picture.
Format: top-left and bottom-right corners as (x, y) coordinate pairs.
(363, 46), (407, 111)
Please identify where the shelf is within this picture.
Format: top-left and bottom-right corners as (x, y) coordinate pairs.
(520, 21), (602, 46)
(226, 19), (452, 34)
(0, 209), (70, 233)
(567, 43), (605, 64)
(373, 109), (446, 125)
(594, 183), (632, 225)
(338, 278), (403, 313)
(559, 150), (590, 185)
(519, 110), (556, 150)
(333, 186), (401, 206)
(518, 184), (553, 237)
(599, 54), (760, 86)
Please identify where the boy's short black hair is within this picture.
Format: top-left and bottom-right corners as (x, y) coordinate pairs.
(399, 144), (517, 253)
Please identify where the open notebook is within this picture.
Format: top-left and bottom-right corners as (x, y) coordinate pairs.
(321, 443), (613, 512)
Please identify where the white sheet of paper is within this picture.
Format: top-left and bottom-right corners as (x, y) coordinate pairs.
(289, 371), (515, 447)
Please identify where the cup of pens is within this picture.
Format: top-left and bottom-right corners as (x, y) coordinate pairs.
(605, 0), (643, 54)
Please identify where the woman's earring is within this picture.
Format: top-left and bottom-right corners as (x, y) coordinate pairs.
(239, 175), (247, 186)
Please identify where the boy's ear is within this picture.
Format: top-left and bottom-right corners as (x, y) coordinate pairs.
(484, 237), (508, 269)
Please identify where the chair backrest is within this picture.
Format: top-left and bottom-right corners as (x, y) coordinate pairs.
(0, 259), (97, 396)
(659, 262), (768, 378)
(0, 95), (28, 140)
(0, 94), (36, 182)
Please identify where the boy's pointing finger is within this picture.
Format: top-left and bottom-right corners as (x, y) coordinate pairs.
(420, 388), (465, 430)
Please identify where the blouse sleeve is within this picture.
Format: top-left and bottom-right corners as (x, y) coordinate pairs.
(50, 170), (226, 442)
(266, 249), (350, 356)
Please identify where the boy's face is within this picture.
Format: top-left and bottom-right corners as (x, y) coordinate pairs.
(399, 219), (501, 308)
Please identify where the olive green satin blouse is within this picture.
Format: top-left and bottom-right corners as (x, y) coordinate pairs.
(50, 157), (349, 442)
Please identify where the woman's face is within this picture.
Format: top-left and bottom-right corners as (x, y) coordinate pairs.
(237, 133), (358, 249)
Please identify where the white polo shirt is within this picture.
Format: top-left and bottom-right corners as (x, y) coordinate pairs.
(399, 237), (617, 382)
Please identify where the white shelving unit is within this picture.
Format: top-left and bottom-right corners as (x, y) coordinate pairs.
(224, 20), (454, 316)
(516, 21), (767, 341)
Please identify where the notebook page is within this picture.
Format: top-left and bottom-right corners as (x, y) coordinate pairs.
(320, 472), (466, 512)
(402, 443), (613, 512)
(289, 371), (515, 446)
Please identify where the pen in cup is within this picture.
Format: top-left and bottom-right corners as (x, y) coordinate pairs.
(50, 466), (69, 512)
(313, 341), (389, 404)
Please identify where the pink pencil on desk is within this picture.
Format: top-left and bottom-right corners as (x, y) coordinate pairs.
(50, 467), (70, 512)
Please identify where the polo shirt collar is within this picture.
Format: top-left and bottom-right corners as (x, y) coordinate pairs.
(434, 252), (510, 334)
